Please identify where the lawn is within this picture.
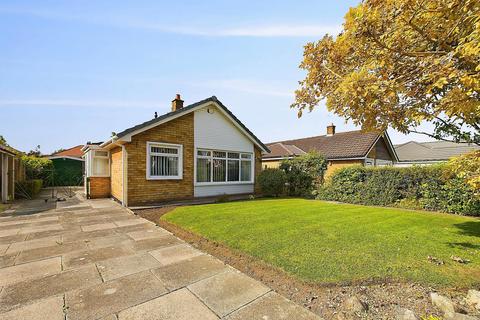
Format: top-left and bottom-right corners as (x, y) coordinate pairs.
(162, 199), (480, 288)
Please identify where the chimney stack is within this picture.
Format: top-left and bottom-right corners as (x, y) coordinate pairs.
(327, 123), (336, 136)
(171, 94), (184, 112)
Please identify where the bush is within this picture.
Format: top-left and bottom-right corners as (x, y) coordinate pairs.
(258, 169), (287, 197)
(280, 151), (327, 197)
(318, 163), (480, 216)
(21, 155), (53, 184)
(15, 179), (43, 199)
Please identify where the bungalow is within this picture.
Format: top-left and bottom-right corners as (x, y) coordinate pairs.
(262, 124), (398, 177)
(394, 140), (479, 167)
(48, 145), (85, 186)
(82, 95), (269, 206)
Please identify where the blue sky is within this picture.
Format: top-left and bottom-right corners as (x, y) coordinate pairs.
(0, 0), (433, 154)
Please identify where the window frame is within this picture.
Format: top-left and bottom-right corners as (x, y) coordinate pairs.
(146, 141), (183, 180)
(90, 150), (110, 177)
(195, 148), (254, 186)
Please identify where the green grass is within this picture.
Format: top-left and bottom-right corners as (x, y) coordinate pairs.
(162, 199), (480, 288)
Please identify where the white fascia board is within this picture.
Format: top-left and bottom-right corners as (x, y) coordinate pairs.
(48, 156), (84, 161)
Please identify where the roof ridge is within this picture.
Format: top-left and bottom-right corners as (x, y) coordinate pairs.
(267, 129), (373, 145)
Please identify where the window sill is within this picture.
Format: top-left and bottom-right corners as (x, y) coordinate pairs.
(147, 176), (183, 181)
(195, 181), (254, 186)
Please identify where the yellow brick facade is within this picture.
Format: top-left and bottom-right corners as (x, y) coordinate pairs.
(88, 177), (110, 198)
(324, 159), (363, 179)
(125, 113), (195, 206)
(110, 147), (123, 202)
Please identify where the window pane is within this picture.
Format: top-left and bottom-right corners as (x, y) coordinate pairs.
(241, 160), (252, 181)
(95, 151), (108, 157)
(227, 160), (239, 182)
(197, 158), (211, 182)
(151, 146), (178, 154)
(213, 159), (226, 182)
(228, 152), (240, 159)
(213, 151), (226, 158)
(93, 158), (109, 176)
(151, 155), (178, 176)
(197, 150), (211, 157)
(241, 153), (252, 159)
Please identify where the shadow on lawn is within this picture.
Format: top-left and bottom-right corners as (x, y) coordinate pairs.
(453, 221), (480, 237)
(448, 242), (480, 250)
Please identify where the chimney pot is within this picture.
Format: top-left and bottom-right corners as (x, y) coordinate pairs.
(171, 94), (184, 112)
(327, 123), (336, 136)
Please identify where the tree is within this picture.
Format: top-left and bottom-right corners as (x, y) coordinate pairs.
(27, 145), (42, 157)
(292, 0), (480, 145)
(0, 135), (8, 146)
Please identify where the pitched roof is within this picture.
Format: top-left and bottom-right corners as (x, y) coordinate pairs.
(51, 145), (84, 158)
(263, 130), (382, 160)
(394, 140), (480, 162)
(106, 96), (268, 152)
(0, 144), (16, 156)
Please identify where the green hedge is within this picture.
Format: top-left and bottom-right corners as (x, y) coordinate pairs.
(15, 179), (43, 199)
(318, 165), (480, 216)
(258, 169), (287, 197)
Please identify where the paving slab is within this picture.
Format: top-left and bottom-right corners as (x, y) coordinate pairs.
(0, 295), (64, 320)
(225, 291), (322, 320)
(128, 235), (182, 252)
(24, 228), (69, 240)
(149, 243), (204, 266)
(15, 241), (88, 264)
(114, 223), (157, 233)
(117, 288), (218, 320)
(63, 245), (136, 269)
(0, 244), (8, 255)
(85, 234), (132, 250)
(65, 270), (168, 320)
(96, 253), (162, 281)
(113, 218), (146, 227)
(62, 228), (117, 243)
(151, 255), (228, 291)
(0, 253), (18, 268)
(0, 264), (102, 312)
(126, 229), (170, 241)
(0, 228), (20, 238)
(81, 222), (117, 232)
(188, 269), (270, 317)
(6, 235), (62, 254)
(18, 224), (63, 235)
(0, 257), (62, 287)
(0, 233), (27, 245)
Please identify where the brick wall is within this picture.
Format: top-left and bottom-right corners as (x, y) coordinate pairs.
(110, 147), (123, 202)
(254, 147), (263, 194)
(325, 159), (363, 179)
(88, 177), (110, 198)
(125, 113), (195, 206)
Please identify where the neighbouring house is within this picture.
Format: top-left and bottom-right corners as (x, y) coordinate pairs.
(82, 95), (269, 206)
(0, 144), (26, 203)
(262, 124), (398, 178)
(47, 145), (85, 186)
(394, 140), (480, 167)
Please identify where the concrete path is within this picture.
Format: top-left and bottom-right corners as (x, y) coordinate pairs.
(0, 194), (321, 320)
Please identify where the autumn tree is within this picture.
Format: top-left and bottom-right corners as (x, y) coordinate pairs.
(292, 0), (480, 145)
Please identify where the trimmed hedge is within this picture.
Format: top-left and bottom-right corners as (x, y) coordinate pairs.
(258, 169), (287, 197)
(318, 165), (480, 216)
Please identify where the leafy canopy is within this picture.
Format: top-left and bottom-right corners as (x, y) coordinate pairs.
(292, 0), (480, 145)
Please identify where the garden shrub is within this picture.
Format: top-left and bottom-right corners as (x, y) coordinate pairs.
(279, 151), (327, 197)
(15, 179), (43, 199)
(258, 169), (287, 197)
(21, 155), (53, 184)
(318, 160), (480, 216)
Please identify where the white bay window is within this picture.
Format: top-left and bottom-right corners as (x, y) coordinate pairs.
(147, 142), (183, 180)
(196, 149), (253, 184)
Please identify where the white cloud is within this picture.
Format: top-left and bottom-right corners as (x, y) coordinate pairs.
(0, 6), (340, 37)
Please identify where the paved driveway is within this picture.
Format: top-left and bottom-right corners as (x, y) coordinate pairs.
(0, 194), (320, 320)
